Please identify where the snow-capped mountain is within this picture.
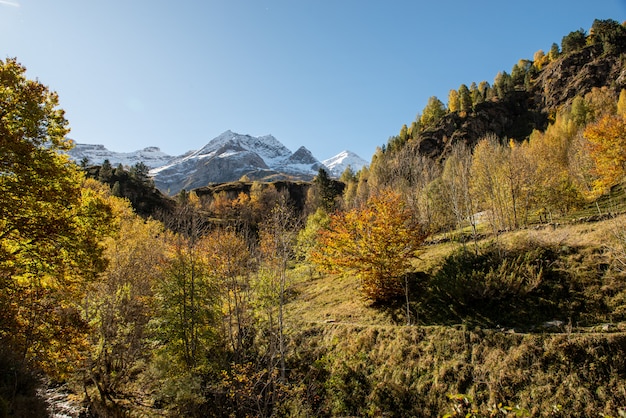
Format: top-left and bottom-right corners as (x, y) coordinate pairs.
(65, 131), (369, 195)
(322, 150), (369, 177)
(66, 142), (175, 168)
(150, 131), (325, 195)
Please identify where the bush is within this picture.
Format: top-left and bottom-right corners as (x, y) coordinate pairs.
(428, 242), (570, 327)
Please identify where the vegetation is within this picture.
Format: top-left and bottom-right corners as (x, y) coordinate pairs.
(3, 19), (626, 417)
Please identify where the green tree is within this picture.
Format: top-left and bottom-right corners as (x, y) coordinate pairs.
(99, 159), (113, 182)
(548, 42), (561, 61)
(155, 193), (220, 373)
(478, 81), (491, 102)
(470, 82), (483, 106)
(590, 18), (626, 54)
(493, 71), (513, 99)
(111, 180), (122, 196)
(458, 84), (472, 114)
(561, 29), (587, 55)
(130, 161), (151, 184)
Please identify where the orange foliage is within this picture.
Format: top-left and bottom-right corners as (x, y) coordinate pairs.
(584, 114), (626, 194)
(312, 189), (426, 303)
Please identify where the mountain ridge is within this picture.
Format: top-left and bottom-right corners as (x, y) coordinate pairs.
(66, 131), (368, 195)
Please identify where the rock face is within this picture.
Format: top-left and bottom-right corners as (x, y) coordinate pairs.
(415, 92), (547, 161)
(533, 44), (626, 110)
(411, 42), (626, 163)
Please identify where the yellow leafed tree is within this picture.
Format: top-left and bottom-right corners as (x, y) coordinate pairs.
(312, 189), (426, 303)
(584, 113), (626, 195)
(0, 59), (113, 376)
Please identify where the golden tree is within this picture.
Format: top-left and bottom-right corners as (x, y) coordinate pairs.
(0, 59), (113, 376)
(584, 113), (626, 194)
(205, 227), (253, 360)
(312, 189), (426, 303)
(82, 182), (166, 406)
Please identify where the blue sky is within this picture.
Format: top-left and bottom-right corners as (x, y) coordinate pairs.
(2, 1), (625, 161)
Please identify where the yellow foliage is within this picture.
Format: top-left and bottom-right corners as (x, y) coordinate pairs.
(584, 114), (626, 194)
(312, 189), (426, 303)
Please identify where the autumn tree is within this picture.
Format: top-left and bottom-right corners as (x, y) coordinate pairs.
(441, 142), (477, 238)
(0, 58), (110, 376)
(618, 89), (626, 117)
(257, 197), (299, 382)
(296, 208), (331, 269)
(205, 227), (254, 361)
(82, 183), (166, 409)
(448, 89), (460, 113)
(312, 189), (426, 303)
(584, 113), (626, 194)
(526, 113), (583, 215)
(533, 49), (548, 70)
(470, 135), (515, 231)
(420, 96), (446, 128)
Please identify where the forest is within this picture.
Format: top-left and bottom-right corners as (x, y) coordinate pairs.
(2, 18), (626, 417)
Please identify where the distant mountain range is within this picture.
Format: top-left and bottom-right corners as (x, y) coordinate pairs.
(67, 131), (368, 195)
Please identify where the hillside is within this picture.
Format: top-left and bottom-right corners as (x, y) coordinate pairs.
(6, 19), (626, 418)
(390, 22), (626, 163)
(280, 213), (626, 416)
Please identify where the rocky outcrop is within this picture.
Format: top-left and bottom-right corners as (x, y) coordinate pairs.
(532, 44), (626, 111)
(415, 92), (547, 161)
(411, 43), (625, 163)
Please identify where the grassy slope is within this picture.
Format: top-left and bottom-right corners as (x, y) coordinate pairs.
(282, 208), (626, 416)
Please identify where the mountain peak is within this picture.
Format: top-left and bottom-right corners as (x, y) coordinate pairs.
(151, 132), (324, 194)
(322, 150), (369, 177)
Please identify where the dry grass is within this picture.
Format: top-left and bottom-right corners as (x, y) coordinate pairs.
(285, 265), (393, 326)
(278, 213), (626, 416)
(286, 214), (626, 328)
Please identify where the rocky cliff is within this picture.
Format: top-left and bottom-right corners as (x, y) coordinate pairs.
(411, 41), (626, 162)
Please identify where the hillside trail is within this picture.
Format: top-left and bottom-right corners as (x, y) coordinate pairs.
(301, 318), (626, 338)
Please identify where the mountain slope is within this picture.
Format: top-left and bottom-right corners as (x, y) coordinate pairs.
(150, 131), (324, 195)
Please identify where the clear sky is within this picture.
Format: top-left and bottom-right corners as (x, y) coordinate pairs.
(2, 1), (625, 161)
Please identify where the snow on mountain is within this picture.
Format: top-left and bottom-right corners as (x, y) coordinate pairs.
(150, 131), (324, 195)
(65, 132), (370, 195)
(322, 150), (369, 177)
(66, 142), (176, 168)
(194, 130), (293, 166)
